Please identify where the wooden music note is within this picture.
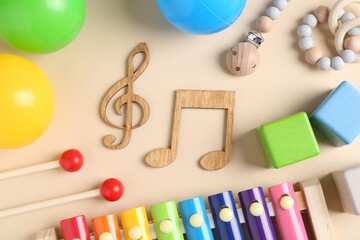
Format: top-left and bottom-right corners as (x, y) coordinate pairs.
(100, 42), (150, 149)
(146, 90), (235, 171)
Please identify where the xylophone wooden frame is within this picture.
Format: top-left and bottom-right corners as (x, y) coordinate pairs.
(36, 178), (334, 240)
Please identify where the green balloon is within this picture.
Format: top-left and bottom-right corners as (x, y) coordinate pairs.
(0, 0), (85, 53)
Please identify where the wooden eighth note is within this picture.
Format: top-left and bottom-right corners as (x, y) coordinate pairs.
(146, 90), (235, 171)
(99, 42), (150, 150)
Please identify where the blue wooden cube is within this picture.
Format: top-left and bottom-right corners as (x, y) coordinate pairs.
(310, 81), (360, 146)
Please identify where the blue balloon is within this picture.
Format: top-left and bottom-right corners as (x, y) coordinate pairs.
(157, 0), (247, 35)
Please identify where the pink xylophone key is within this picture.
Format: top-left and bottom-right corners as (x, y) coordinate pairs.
(268, 182), (308, 240)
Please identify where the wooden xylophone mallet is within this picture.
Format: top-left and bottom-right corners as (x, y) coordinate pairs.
(0, 178), (123, 218)
(0, 149), (84, 181)
(37, 178), (333, 240)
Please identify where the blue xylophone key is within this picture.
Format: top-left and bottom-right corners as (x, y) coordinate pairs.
(208, 191), (245, 240)
(238, 187), (277, 240)
(178, 196), (214, 240)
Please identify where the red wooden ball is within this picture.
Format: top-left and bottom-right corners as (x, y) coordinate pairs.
(100, 178), (124, 202)
(59, 149), (84, 172)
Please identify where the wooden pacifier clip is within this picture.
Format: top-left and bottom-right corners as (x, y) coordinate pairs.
(226, 0), (291, 76)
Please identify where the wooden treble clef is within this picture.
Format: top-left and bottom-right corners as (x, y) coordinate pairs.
(100, 42), (150, 150)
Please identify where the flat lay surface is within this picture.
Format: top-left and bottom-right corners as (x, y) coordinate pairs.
(0, 0), (360, 239)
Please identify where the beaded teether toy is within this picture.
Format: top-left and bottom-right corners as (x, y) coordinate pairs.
(298, 0), (360, 70)
(330, 0), (360, 62)
(226, 0), (291, 76)
(227, 0), (360, 75)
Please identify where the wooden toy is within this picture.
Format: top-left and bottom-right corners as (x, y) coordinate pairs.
(36, 228), (57, 240)
(269, 182), (308, 239)
(146, 90), (235, 171)
(0, 178), (123, 218)
(332, 164), (360, 215)
(329, 0), (360, 63)
(226, 0), (292, 76)
(334, 18), (360, 63)
(178, 196), (214, 240)
(238, 187), (276, 240)
(91, 214), (121, 240)
(297, 5), (358, 71)
(310, 81), (360, 146)
(257, 112), (320, 168)
(36, 178), (334, 240)
(100, 42), (150, 150)
(208, 191), (245, 239)
(0, 149), (83, 181)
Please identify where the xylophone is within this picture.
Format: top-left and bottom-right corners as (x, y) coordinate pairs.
(36, 178), (333, 240)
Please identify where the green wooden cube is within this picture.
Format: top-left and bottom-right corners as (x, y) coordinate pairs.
(257, 112), (320, 168)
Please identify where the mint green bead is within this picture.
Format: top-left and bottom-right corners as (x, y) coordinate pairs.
(341, 49), (356, 63)
(341, 12), (355, 23)
(273, 0), (288, 11)
(303, 14), (317, 28)
(297, 24), (312, 37)
(299, 37), (313, 50)
(318, 57), (331, 70)
(331, 56), (345, 70)
(266, 6), (280, 20)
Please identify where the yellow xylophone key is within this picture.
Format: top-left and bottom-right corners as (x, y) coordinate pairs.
(120, 207), (153, 240)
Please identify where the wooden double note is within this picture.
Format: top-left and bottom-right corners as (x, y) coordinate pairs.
(146, 90), (235, 171)
(100, 43), (150, 149)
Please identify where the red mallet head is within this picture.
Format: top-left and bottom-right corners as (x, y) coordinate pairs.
(59, 149), (84, 172)
(100, 178), (124, 202)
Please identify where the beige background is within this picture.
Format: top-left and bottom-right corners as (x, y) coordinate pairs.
(1, 0), (360, 239)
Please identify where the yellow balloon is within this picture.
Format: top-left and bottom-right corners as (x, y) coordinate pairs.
(0, 54), (54, 149)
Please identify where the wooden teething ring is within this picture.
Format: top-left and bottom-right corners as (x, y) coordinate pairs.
(328, 0), (360, 34)
(335, 18), (360, 62)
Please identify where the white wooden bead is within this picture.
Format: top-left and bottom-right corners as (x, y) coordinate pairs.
(99, 232), (113, 240)
(280, 195), (294, 210)
(266, 6), (281, 20)
(189, 214), (203, 228)
(344, 36), (360, 52)
(159, 220), (173, 233)
(299, 37), (313, 50)
(219, 208), (233, 222)
(128, 226), (142, 240)
(249, 202), (264, 216)
(314, 6), (330, 23)
(304, 47), (323, 64)
(341, 12), (356, 23)
(256, 16), (273, 33)
(317, 57), (331, 70)
(303, 14), (317, 28)
(331, 56), (345, 70)
(341, 49), (356, 63)
(297, 24), (312, 37)
(273, 0), (288, 11)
